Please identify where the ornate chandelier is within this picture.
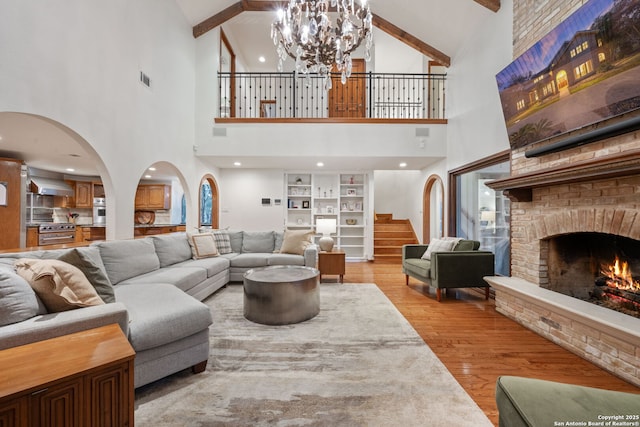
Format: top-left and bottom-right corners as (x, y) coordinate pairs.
(271, 0), (373, 89)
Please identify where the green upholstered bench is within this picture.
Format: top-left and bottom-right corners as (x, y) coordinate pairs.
(496, 376), (640, 427)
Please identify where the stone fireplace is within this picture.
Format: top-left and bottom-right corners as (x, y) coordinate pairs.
(485, 128), (640, 386)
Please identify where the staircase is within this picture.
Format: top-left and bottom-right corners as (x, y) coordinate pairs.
(373, 214), (419, 263)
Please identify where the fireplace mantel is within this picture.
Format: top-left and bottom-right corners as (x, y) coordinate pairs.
(487, 150), (640, 202)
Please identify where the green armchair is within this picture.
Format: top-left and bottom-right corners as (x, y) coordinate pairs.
(402, 240), (494, 302)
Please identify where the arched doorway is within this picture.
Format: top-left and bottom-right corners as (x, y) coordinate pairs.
(199, 174), (219, 229)
(422, 175), (444, 243)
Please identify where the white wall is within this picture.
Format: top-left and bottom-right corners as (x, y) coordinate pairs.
(219, 169), (286, 230)
(444, 0), (513, 170)
(373, 170), (424, 236)
(0, 0), (212, 239)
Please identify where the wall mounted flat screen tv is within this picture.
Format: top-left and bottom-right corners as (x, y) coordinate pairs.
(496, 0), (640, 150)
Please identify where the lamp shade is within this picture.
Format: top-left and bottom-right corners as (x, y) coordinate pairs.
(316, 218), (337, 235)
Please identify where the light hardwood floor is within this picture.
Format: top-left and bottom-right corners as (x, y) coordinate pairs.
(338, 261), (640, 426)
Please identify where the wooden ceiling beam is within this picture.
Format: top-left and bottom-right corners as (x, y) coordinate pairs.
(372, 13), (450, 67)
(192, 2), (453, 68)
(473, 0), (501, 12)
(193, 2), (245, 38)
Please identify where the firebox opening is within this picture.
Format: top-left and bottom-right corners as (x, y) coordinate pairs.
(546, 232), (640, 318)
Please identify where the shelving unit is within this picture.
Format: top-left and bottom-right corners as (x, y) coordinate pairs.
(285, 172), (370, 260)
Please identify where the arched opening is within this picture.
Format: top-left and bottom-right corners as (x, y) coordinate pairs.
(422, 175), (444, 243)
(199, 174), (219, 229)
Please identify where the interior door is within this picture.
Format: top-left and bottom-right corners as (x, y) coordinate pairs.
(329, 59), (366, 118)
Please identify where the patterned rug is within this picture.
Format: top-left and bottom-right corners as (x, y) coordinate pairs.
(134, 283), (492, 426)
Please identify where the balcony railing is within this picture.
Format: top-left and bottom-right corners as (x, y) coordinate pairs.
(218, 72), (446, 121)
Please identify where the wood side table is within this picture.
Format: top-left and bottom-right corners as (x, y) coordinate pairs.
(318, 250), (346, 283)
(0, 324), (135, 426)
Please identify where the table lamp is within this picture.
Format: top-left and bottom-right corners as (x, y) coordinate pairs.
(316, 218), (337, 252)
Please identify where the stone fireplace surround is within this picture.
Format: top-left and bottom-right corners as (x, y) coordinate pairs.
(486, 130), (640, 387)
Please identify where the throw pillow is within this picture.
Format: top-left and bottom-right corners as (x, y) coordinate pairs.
(187, 232), (219, 259)
(57, 247), (115, 303)
(212, 230), (233, 254)
(0, 269), (41, 326)
(279, 230), (314, 255)
(13, 258), (105, 313)
(421, 238), (457, 260)
(241, 231), (275, 253)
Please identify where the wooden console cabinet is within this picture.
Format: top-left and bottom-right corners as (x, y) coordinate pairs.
(0, 324), (135, 426)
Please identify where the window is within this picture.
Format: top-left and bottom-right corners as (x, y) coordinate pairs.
(200, 182), (212, 226)
(516, 99), (525, 111)
(570, 49), (576, 58)
(574, 60), (593, 79)
(449, 152), (511, 276)
(582, 41), (589, 50)
(598, 52), (606, 62)
(576, 44), (583, 54)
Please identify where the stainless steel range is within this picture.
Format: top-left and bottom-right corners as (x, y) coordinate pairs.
(38, 223), (76, 246)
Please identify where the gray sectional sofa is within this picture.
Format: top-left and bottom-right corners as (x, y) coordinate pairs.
(0, 230), (317, 388)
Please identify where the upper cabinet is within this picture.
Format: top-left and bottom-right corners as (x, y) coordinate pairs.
(135, 184), (171, 210)
(74, 182), (93, 208)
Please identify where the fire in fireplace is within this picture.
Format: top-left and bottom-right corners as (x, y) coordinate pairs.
(592, 256), (640, 317)
(546, 233), (640, 319)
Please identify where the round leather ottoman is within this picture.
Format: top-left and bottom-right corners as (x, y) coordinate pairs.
(243, 265), (320, 325)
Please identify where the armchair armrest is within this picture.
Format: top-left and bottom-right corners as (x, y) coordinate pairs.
(431, 251), (495, 286)
(402, 244), (428, 260)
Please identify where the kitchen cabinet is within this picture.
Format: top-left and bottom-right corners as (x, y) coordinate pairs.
(74, 181), (93, 208)
(135, 184), (171, 210)
(0, 324), (135, 427)
(79, 226), (105, 242)
(134, 225), (181, 237)
(26, 227), (38, 247)
(0, 158), (23, 250)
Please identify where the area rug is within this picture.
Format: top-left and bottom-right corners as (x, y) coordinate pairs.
(134, 284), (492, 426)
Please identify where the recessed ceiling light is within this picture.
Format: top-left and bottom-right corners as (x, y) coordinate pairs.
(399, 162), (407, 168)
(233, 161), (242, 167)
(317, 162), (324, 167)
(258, 56), (266, 63)
(66, 168), (75, 172)
(145, 174), (152, 179)
(148, 167), (156, 171)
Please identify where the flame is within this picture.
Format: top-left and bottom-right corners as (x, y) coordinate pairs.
(600, 256), (640, 292)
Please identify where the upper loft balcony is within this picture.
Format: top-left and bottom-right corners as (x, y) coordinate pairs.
(216, 70), (447, 124)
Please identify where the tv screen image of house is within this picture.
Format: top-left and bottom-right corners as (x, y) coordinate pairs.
(496, 0), (640, 149)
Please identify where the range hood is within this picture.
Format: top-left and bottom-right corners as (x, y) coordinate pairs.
(29, 177), (74, 197)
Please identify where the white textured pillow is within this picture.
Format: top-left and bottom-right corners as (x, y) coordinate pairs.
(421, 238), (457, 260)
(187, 232), (219, 259)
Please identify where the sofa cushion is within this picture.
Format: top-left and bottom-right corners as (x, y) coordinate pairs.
(404, 258), (431, 279)
(57, 247), (115, 303)
(421, 238), (457, 260)
(274, 231), (284, 252)
(241, 231), (275, 253)
(114, 283), (212, 352)
(229, 253), (270, 268)
(150, 233), (192, 267)
(227, 230), (244, 253)
(0, 269), (41, 326)
(117, 266), (207, 293)
(212, 230), (233, 254)
(96, 239), (160, 285)
(14, 259), (104, 312)
(187, 232), (219, 259)
(279, 230), (314, 255)
(173, 257), (230, 277)
(267, 253), (305, 266)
